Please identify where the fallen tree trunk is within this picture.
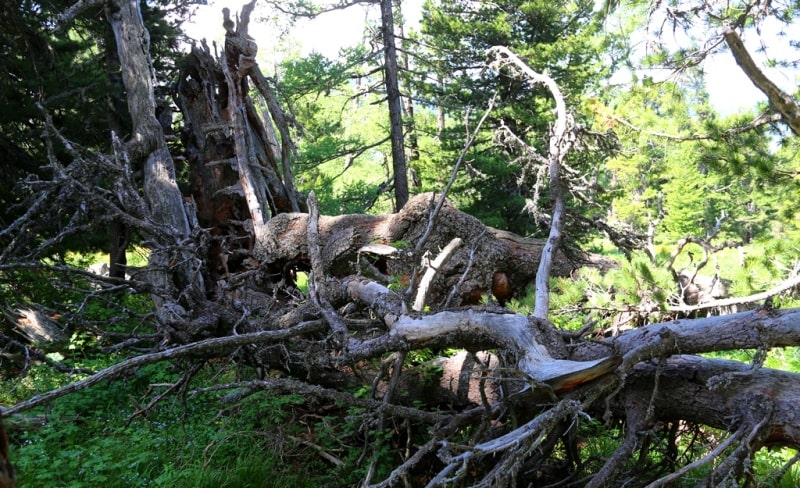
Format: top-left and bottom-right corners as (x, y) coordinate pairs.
(262, 192), (587, 308)
(570, 307), (800, 361)
(617, 355), (800, 449)
(344, 277), (621, 390)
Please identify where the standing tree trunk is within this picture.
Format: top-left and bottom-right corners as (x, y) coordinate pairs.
(107, 0), (205, 322)
(175, 1), (304, 294)
(108, 219), (128, 279)
(393, 0), (420, 189)
(380, 0), (409, 210)
(103, 34), (130, 281)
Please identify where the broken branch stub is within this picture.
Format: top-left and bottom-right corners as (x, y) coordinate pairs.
(413, 237), (462, 311)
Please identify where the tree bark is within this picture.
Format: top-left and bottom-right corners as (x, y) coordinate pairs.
(108, 219), (128, 280)
(571, 307), (800, 362)
(260, 193), (583, 307)
(107, 0), (205, 320)
(393, 0), (420, 186)
(380, 0), (409, 210)
(487, 46), (573, 319)
(615, 355), (800, 449)
(174, 2), (305, 293)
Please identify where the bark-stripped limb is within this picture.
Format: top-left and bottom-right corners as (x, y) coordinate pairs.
(723, 26), (800, 137)
(219, 12), (271, 246)
(307, 192), (349, 346)
(344, 278), (620, 389)
(486, 46), (574, 320)
(413, 237), (462, 311)
(570, 307), (800, 361)
(108, 0), (206, 322)
(426, 399), (585, 488)
(55, 0), (105, 30)
(344, 277), (406, 327)
(248, 65), (301, 212)
(667, 271), (800, 314)
(2, 320), (326, 416)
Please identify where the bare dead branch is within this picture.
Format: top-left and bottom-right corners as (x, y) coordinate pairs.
(427, 399), (584, 487)
(365, 437), (439, 488)
(413, 238), (462, 311)
(194, 377), (448, 425)
(409, 95), (497, 269)
(609, 109), (783, 141)
(259, 0), (376, 19)
(55, 0), (106, 31)
(486, 46), (573, 320)
(287, 434), (344, 467)
(723, 25), (800, 137)
(249, 65), (301, 212)
(307, 192), (350, 347)
(572, 307), (800, 362)
(2, 320), (326, 416)
(342, 299), (621, 389)
(667, 272), (800, 313)
(702, 400), (773, 485)
(645, 424), (745, 487)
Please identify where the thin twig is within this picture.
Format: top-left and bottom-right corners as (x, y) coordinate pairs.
(306, 191), (350, 348)
(405, 95), (498, 296)
(3, 321), (326, 416)
(644, 426), (745, 488)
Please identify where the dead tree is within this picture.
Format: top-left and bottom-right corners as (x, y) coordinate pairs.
(4, 2), (800, 487)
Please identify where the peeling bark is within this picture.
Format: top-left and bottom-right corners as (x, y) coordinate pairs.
(619, 356), (800, 449)
(175, 4), (305, 293)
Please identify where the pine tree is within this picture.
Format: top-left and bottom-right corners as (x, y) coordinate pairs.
(410, 0), (619, 235)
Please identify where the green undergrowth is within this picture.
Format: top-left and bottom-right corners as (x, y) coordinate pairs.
(5, 359), (399, 487)
(3, 238), (799, 486)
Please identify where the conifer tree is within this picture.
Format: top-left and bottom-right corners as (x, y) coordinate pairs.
(411, 0), (621, 234)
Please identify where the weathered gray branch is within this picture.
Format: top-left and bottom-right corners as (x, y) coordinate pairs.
(667, 272), (800, 313)
(413, 237), (462, 311)
(56, 0), (105, 30)
(346, 278), (621, 389)
(3, 321), (326, 416)
(307, 192), (349, 346)
(487, 46), (572, 319)
(723, 26), (800, 137)
(108, 0), (205, 320)
(571, 307), (800, 361)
